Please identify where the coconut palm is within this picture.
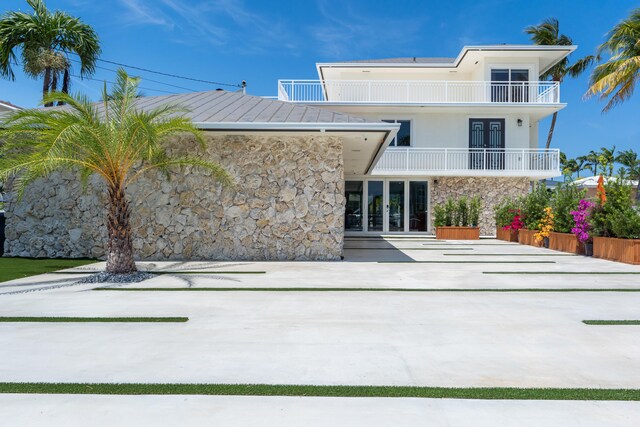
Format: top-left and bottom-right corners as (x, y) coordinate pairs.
(616, 148), (640, 201)
(562, 157), (579, 179)
(582, 150), (602, 177)
(587, 8), (640, 112)
(0, 69), (231, 274)
(599, 146), (616, 176)
(575, 156), (587, 178)
(525, 18), (594, 149)
(0, 0), (100, 106)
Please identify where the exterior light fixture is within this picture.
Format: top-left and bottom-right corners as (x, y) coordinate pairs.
(517, 119), (523, 127)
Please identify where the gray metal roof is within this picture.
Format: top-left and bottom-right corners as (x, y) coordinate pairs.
(335, 57), (456, 64)
(128, 89), (376, 124)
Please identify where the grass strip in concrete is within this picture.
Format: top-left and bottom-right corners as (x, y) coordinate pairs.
(0, 258), (97, 283)
(484, 272), (640, 275)
(94, 287), (640, 292)
(0, 317), (188, 323)
(583, 320), (640, 325)
(344, 248), (474, 251)
(443, 253), (574, 257)
(0, 383), (638, 400)
(378, 261), (555, 264)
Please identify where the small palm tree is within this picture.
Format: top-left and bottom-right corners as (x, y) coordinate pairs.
(0, 0), (100, 106)
(525, 18), (594, 149)
(587, 8), (640, 112)
(562, 158), (579, 179)
(582, 150), (602, 177)
(616, 148), (640, 202)
(575, 156), (587, 178)
(0, 69), (231, 274)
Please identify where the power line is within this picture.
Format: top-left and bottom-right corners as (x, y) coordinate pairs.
(70, 74), (177, 95)
(96, 58), (242, 88)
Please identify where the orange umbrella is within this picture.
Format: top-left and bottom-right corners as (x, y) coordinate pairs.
(596, 175), (607, 205)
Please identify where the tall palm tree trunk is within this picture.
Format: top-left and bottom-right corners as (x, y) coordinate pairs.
(42, 67), (52, 106)
(106, 185), (137, 274)
(545, 112), (558, 149)
(58, 68), (70, 106)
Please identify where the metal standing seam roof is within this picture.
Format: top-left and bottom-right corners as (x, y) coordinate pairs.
(126, 90), (377, 124)
(335, 57), (456, 64)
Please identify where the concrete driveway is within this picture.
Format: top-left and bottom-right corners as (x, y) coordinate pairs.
(1, 237), (640, 425)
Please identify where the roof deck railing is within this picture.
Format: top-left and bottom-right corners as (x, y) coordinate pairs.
(278, 80), (560, 104)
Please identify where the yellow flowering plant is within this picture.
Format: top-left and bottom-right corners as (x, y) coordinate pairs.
(534, 207), (554, 243)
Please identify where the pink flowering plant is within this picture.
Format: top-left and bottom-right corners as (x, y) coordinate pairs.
(503, 209), (524, 231)
(570, 199), (595, 244)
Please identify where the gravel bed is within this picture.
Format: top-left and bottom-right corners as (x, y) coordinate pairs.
(77, 272), (155, 284)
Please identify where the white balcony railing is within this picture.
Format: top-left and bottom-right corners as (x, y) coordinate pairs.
(278, 80), (560, 104)
(372, 148), (560, 177)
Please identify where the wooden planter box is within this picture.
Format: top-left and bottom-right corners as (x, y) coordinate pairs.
(496, 227), (518, 242)
(593, 236), (640, 265)
(435, 226), (480, 240)
(549, 232), (584, 255)
(517, 229), (542, 247)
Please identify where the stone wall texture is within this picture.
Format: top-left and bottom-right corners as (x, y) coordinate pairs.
(4, 134), (345, 261)
(431, 177), (530, 236)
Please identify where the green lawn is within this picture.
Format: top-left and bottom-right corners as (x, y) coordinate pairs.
(0, 258), (96, 283)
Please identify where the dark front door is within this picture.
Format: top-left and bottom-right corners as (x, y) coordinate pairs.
(469, 119), (505, 170)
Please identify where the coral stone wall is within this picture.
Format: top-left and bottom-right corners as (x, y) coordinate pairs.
(431, 177), (530, 236)
(4, 134), (345, 261)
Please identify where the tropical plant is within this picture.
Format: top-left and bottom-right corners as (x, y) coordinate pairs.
(534, 206), (554, 243)
(469, 196), (481, 227)
(582, 150), (602, 177)
(504, 210), (524, 231)
(524, 18), (594, 148)
(495, 198), (520, 228)
(591, 178), (634, 237)
(587, 8), (640, 112)
(521, 183), (551, 230)
(0, 0), (100, 106)
(561, 157), (579, 179)
(0, 69), (231, 274)
(609, 208), (640, 239)
(599, 146), (616, 176)
(616, 148), (640, 202)
(434, 196), (481, 227)
(552, 182), (585, 233)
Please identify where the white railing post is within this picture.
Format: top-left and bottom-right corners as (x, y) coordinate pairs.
(406, 148), (410, 171)
(445, 81), (448, 102)
(444, 148), (448, 171)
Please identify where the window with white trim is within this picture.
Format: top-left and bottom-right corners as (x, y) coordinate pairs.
(382, 119), (411, 147)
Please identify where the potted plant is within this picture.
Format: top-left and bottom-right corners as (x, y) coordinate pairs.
(571, 199), (595, 256)
(433, 196), (481, 240)
(534, 207), (554, 248)
(548, 183), (585, 254)
(519, 184), (550, 247)
(495, 199), (520, 242)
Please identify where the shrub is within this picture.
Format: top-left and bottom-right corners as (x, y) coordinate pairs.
(591, 179), (634, 237)
(552, 183), (585, 233)
(521, 184), (551, 230)
(609, 208), (640, 239)
(570, 199), (595, 243)
(494, 198), (519, 228)
(434, 196), (482, 228)
(534, 207), (554, 242)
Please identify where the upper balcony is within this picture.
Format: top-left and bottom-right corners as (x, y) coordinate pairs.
(278, 80), (560, 105)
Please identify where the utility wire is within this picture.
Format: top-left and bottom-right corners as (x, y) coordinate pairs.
(96, 58), (242, 88)
(70, 74), (177, 95)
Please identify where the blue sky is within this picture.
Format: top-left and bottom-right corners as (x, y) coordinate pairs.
(0, 0), (638, 160)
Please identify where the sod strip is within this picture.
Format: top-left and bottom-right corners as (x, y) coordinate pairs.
(0, 317), (188, 323)
(345, 248), (474, 251)
(443, 253), (574, 257)
(378, 261), (555, 264)
(484, 272), (640, 275)
(583, 320), (640, 325)
(0, 383), (638, 400)
(94, 287), (640, 292)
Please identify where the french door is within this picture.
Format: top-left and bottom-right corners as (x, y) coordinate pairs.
(346, 179), (429, 233)
(469, 118), (505, 170)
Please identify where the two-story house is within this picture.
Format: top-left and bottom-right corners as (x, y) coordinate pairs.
(278, 45), (572, 236)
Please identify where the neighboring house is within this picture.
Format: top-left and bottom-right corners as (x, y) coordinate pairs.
(573, 176), (639, 200)
(0, 99), (21, 112)
(278, 45), (571, 235)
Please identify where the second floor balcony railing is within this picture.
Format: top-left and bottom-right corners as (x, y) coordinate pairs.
(372, 148), (560, 177)
(278, 80), (560, 104)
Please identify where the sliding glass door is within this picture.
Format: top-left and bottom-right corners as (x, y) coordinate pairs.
(387, 181), (405, 232)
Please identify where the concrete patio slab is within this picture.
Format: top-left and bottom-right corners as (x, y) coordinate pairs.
(2, 394), (639, 427)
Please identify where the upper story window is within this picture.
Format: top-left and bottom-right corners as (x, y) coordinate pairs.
(383, 119), (411, 147)
(490, 68), (530, 102)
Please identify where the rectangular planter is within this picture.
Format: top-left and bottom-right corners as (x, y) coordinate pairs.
(593, 236), (640, 265)
(436, 226), (480, 240)
(549, 231), (584, 255)
(517, 229), (542, 247)
(496, 227), (518, 242)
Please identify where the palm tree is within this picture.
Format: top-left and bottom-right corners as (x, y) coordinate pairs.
(0, 0), (100, 106)
(575, 156), (587, 178)
(562, 158), (579, 179)
(599, 146), (616, 176)
(582, 150), (602, 177)
(616, 148), (640, 202)
(587, 8), (640, 112)
(525, 18), (594, 148)
(0, 69), (231, 274)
